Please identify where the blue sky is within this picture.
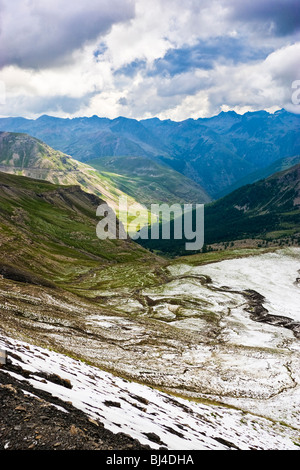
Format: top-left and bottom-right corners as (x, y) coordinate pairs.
(0, 0), (299, 120)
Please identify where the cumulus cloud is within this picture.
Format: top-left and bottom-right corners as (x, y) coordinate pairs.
(111, 42), (300, 121)
(0, 0), (299, 120)
(0, 0), (135, 69)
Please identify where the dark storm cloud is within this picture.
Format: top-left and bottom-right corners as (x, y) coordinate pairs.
(228, 0), (300, 36)
(149, 37), (271, 78)
(0, 0), (135, 69)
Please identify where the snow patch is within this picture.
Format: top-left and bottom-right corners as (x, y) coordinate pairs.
(0, 333), (299, 450)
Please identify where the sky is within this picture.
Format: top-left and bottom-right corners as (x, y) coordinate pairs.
(0, 0), (299, 121)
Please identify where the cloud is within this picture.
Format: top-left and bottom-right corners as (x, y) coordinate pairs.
(170, 42), (300, 119)
(3, 92), (97, 116)
(111, 42), (300, 121)
(118, 97), (128, 106)
(149, 37), (271, 78)
(0, 0), (299, 120)
(227, 0), (300, 36)
(0, 0), (135, 69)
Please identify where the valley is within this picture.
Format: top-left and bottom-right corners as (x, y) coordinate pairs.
(1, 0), (300, 453)
(0, 114), (299, 451)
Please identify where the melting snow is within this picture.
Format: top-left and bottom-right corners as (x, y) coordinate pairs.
(187, 248), (300, 322)
(0, 333), (299, 450)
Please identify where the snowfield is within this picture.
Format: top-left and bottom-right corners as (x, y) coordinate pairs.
(0, 333), (299, 450)
(140, 248), (300, 428)
(1, 248), (300, 450)
(186, 248), (300, 322)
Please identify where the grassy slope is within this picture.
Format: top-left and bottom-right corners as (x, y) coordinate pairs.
(0, 172), (163, 294)
(0, 131), (149, 223)
(204, 163), (300, 243)
(87, 155), (211, 207)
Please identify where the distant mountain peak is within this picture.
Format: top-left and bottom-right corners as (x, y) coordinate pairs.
(0, 109), (299, 199)
(218, 110), (239, 117)
(36, 114), (61, 122)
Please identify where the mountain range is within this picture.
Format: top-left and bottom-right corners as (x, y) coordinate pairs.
(0, 123), (299, 256)
(0, 109), (299, 199)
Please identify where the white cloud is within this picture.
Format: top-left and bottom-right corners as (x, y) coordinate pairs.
(0, 0), (299, 119)
(119, 43), (300, 120)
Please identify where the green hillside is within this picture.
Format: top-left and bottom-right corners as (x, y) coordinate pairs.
(0, 131), (150, 226)
(137, 164), (300, 256)
(204, 164), (300, 243)
(88, 155), (210, 207)
(0, 172), (162, 295)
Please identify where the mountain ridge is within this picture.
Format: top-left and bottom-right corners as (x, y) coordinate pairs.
(0, 131), (210, 213)
(216, 154), (300, 198)
(1, 109), (299, 198)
